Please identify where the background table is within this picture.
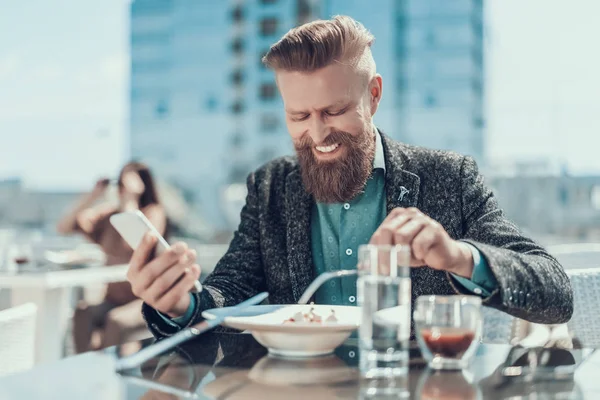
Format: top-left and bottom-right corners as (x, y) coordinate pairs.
(0, 264), (128, 364)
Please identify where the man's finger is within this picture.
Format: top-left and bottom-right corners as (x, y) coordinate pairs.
(371, 212), (416, 245)
(154, 265), (200, 314)
(129, 233), (157, 273)
(410, 223), (439, 262)
(393, 217), (428, 245)
(147, 253), (197, 301)
(137, 245), (191, 291)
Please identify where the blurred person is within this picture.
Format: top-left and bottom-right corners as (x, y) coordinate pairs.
(126, 16), (573, 339)
(57, 161), (167, 352)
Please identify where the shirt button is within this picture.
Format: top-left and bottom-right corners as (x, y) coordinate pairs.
(349, 351), (356, 358)
(473, 288), (482, 295)
(349, 296), (356, 303)
(346, 249), (353, 256)
(331, 296), (337, 302)
(343, 203), (350, 210)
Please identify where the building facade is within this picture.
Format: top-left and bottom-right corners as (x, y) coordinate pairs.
(129, 0), (485, 228)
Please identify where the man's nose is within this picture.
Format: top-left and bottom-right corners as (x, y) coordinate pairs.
(309, 116), (329, 145)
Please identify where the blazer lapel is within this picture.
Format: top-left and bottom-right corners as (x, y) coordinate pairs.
(285, 168), (315, 302)
(381, 133), (421, 212)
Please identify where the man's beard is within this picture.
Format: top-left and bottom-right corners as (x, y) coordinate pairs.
(294, 128), (376, 203)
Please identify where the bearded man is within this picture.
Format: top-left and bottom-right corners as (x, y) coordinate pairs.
(127, 16), (572, 338)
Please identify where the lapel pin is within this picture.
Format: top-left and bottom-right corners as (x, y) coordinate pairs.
(398, 186), (410, 201)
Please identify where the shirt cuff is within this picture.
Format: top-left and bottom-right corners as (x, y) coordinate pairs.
(157, 293), (196, 328)
(451, 243), (498, 297)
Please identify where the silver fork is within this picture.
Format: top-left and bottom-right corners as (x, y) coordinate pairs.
(297, 270), (358, 305)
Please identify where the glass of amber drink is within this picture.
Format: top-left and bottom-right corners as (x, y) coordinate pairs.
(413, 295), (482, 370)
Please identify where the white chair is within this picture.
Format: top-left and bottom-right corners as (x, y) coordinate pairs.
(525, 245), (600, 346)
(481, 306), (516, 344)
(480, 243), (600, 347)
(0, 303), (37, 376)
(545, 243), (600, 347)
(565, 268), (600, 348)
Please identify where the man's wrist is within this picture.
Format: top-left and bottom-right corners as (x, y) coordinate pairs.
(166, 294), (192, 318)
(447, 241), (474, 279)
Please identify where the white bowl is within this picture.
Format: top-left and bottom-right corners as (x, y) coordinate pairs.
(202, 304), (360, 358)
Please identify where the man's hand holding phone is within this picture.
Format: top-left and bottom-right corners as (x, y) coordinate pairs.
(127, 233), (201, 318)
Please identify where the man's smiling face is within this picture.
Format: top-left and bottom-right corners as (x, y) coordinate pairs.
(277, 62), (383, 203)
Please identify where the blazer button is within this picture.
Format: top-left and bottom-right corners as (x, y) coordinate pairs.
(519, 291), (524, 306)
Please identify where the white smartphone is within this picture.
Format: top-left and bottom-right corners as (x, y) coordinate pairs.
(110, 210), (202, 293)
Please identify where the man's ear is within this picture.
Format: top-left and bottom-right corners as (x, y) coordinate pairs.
(370, 74), (383, 115)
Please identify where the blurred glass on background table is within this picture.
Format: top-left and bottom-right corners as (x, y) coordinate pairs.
(357, 244), (411, 380)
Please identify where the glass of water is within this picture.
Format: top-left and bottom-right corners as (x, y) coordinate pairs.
(357, 244), (412, 379)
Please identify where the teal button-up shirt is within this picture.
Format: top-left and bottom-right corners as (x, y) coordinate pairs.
(311, 168), (387, 305)
(309, 130), (498, 306)
(160, 130), (498, 326)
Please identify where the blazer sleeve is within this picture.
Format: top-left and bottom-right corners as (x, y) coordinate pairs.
(142, 172), (266, 338)
(446, 156), (573, 324)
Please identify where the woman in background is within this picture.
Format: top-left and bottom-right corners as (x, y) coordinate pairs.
(57, 161), (167, 352)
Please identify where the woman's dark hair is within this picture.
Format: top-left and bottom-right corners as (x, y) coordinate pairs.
(117, 161), (161, 209)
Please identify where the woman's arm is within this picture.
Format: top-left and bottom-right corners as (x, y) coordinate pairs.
(56, 178), (110, 235)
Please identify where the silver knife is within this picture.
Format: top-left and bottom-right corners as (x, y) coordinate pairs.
(115, 291), (269, 371)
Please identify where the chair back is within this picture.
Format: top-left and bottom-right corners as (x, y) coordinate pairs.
(0, 303), (37, 376)
(565, 268), (600, 348)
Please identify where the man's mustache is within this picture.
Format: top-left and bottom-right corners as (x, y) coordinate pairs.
(295, 131), (360, 151)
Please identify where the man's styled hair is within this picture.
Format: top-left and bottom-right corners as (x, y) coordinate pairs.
(262, 15), (376, 80)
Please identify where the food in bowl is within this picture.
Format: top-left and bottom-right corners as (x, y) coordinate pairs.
(283, 305), (338, 324)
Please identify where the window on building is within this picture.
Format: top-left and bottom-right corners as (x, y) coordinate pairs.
(231, 38), (244, 55)
(231, 5), (244, 22)
(424, 93), (437, 108)
(231, 70), (244, 86)
(155, 99), (169, 118)
(473, 116), (485, 129)
(297, 0), (312, 20)
(260, 114), (279, 133)
(259, 82), (277, 101)
(260, 17), (278, 36)
(231, 101), (245, 114)
(205, 96), (217, 111)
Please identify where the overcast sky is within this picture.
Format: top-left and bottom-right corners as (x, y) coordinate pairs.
(1, 0), (600, 191)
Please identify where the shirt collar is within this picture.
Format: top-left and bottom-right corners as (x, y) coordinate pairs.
(373, 127), (386, 173)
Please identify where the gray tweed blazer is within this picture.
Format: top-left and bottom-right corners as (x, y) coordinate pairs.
(143, 134), (573, 338)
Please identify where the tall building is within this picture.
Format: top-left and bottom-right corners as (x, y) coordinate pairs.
(130, 0), (233, 227)
(129, 0), (484, 229)
(394, 0), (484, 162)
